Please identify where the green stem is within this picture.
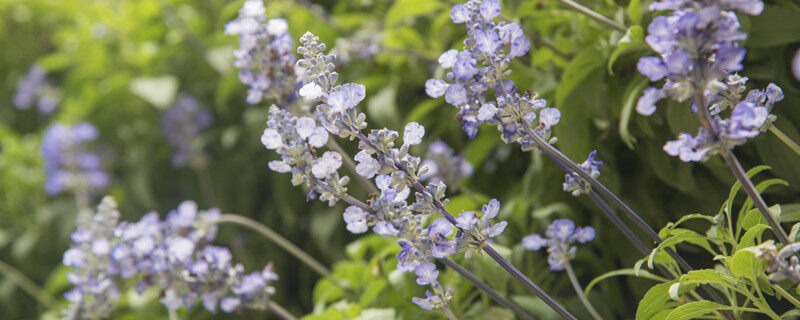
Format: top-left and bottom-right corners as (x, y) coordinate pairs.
(214, 214), (332, 279)
(0, 259), (57, 309)
(772, 284), (800, 309)
(552, 0), (627, 32)
(168, 308), (179, 320)
(268, 300), (299, 320)
(750, 286), (781, 320)
(565, 262), (604, 320)
(442, 303), (459, 320)
(768, 125), (800, 159)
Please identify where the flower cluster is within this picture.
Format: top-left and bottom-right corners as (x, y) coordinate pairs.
(13, 65), (60, 114)
(426, 0), (560, 145)
(160, 96), (214, 167)
(40, 123), (108, 196)
(225, 0), (297, 106)
(637, 0), (784, 162)
(291, 32), (511, 311)
(61, 197), (279, 319)
(757, 242), (800, 283)
(562, 150), (603, 196)
(261, 106), (350, 206)
(522, 219), (595, 271)
(419, 141), (474, 186)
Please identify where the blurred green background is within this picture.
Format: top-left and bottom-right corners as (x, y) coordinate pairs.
(1, 0), (799, 319)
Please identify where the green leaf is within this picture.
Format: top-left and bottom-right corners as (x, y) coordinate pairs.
(636, 283), (676, 320)
(728, 248), (765, 282)
(628, 0), (642, 25)
(648, 229), (712, 268)
(129, 75), (178, 109)
(748, 6), (800, 48)
(739, 224), (770, 249)
(556, 47), (604, 105)
(585, 269), (667, 296)
(354, 309), (396, 320)
(607, 26), (646, 74)
(619, 76), (648, 149)
(665, 300), (753, 320)
(385, 0), (443, 26)
(724, 165), (771, 217)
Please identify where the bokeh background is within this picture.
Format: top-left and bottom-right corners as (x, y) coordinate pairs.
(1, 0), (799, 319)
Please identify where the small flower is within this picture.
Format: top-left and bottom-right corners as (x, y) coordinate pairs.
(425, 79), (449, 98)
(327, 83), (366, 113)
(343, 206), (368, 234)
(562, 150), (603, 196)
(523, 219), (595, 271)
(41, 123), (108, 196)
(299, 83), (323, 100)
(415, 262), (439, 285)
(403, 122), (425, 146)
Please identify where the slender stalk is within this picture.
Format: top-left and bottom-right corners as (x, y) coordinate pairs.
(552, 0), (626, 32)
(483, 246), (577, 320)
(564, 262), (604, 320)
(773, 284), (800, 309)
(168, 308), (179, 320)
(691, 91), (790, 245)
(768, 125), (800, 158)
(440, 258), (536, 320)
(0, 259), (57, 309)
(442, 303), (459, 320)
(215, 214), (333, 278)
(268, 300), (299, 320)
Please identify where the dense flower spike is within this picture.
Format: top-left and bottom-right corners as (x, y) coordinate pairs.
(522, 219), (595, 271)
(426, 0), (559, 145)
(419, 141), (474, 185)
(41, 123), (108, 196)
(61, 197), (278, 319)
(225, 0), (297, 106)
(562, 151), (603, 196)
(757, 242), (800, 283)
(637, 0), (783, 162)
(160, 96), (214, 167)
(13, 65), (60, 114)
(280, 32), (515, 311)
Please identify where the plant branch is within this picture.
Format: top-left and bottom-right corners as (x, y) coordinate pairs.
(768, 125), (800, 158)
(215, 214), (333, 279)
(0, 259), (57, 309)
(552, 0), (626, 32)
(565, 262), (604, 320)
(268, 300), (299, 320)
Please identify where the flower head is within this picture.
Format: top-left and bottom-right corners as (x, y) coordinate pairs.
(523, 219), (595, 271)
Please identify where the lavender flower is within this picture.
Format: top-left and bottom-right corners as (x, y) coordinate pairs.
(562, 151), (603, 196)
(426, 0), (559, 146)
(40, 123), (108, 196)
(757, 242), (800, 283)
(411, 262), (454, 311)
(160, 96), (214, 167)
(637, 0), (784, 162)
(793, 49), (800, 82)
(13, 65), (60, 114)
(61, 197), (279, 319)
(419, 141), (474, 185)
(522, 219), (595, 271)
(226, 0), (297, 106)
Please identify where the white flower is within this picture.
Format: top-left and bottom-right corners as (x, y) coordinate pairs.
(261, 129), (283, 149)
(298, 83), (323, 100)
(266, 18), (288, 36)
(403, 122), (425, 146)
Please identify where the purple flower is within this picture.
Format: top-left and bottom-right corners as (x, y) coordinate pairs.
(562, 150), (603, 196)
(41, 123), (108, 196)
(415, 262), (439, 285)
(13, 65), (60, 114)
(524, 219), (595, 271)
(161, 96), (213, 167)
(328, 83), (366, 113)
